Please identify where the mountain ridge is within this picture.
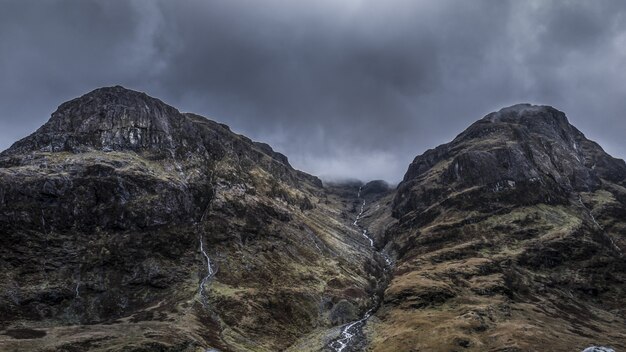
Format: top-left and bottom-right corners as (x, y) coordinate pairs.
(3, 86), (296, 170)
(0, 87), (624, 352)
(379, 104), (626, 351)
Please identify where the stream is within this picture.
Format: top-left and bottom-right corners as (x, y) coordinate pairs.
(198, 234), (215, 305)
(328, 187), (392, 352)
(198, 190), (217, 306)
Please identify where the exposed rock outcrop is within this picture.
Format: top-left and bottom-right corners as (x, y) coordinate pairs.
(373, 104), (626, 351)
(0, 86), (377, 352)
(1, 93), (624, 352)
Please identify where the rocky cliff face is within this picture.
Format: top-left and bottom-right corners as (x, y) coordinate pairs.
(0, 87), (386, 352)
(373, 104), (626, 351)
(395, 104), (626, 219)
(1, 92), (624, 352)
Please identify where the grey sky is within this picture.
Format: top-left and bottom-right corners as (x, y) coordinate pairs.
(1, 0), (625, 182)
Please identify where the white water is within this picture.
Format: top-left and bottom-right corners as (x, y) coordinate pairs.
(330, 305), (377, 352)
(362, 229), (374, 247)
(198, 194), (217, 305)
(329, 188), (390, 351)
(353, 199), (375, 248)
(353, 200), (364, 226)
(198, 234), (215, 304)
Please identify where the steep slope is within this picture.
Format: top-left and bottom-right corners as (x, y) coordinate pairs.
(0, 87), (383, 351)
(2, 92), (625, 352)
(372, 104), (626, 351)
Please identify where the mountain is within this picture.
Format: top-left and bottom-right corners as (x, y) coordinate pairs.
(0, 86), (390, 351)
(0, 89), (624, 352)
(374, 104), (626, 351)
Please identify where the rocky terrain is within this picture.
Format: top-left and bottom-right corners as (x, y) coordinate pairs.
(0, 87), (390, 351)
(373, 104), (626, 351)
(0, 88), (624, 351)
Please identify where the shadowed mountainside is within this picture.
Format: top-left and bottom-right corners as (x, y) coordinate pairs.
(0, 86), (390, 351)
(372, 104), (626, 351)
(0, 89), (624, 351)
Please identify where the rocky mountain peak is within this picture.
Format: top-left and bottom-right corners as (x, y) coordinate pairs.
(3, 86), (186, 156)
(484, 103), (565, 123)
(478, 103), (576, 145)
(1, 89), (624, 351)
(395, 104), (626, 218)
(58, 85), (177, 116)
(383, 105), (626, 352)
(1, 86), (321, 189)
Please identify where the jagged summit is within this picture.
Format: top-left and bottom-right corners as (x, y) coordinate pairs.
(396, 104), (626, 216)
(1, 90), (625, 351)
(383, 105), (626, 351)
(485, 103), (562, 121)
(59, 85), (177, 114)
(1, 86), (297, 171)
(471, 103), (572, 140)
(0, 86), (360, 352)
(0, 85), (321, 193)
(40, 85), (181, 136)
(480, 103), (575, 142)
(2, 86), (188, 155)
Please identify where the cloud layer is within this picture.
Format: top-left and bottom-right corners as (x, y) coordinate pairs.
(1, 0), (625, 182)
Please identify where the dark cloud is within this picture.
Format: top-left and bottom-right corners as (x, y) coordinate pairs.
(1, 0), (625, 182)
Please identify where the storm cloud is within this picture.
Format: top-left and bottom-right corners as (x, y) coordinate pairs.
(1, 0), (625, 182)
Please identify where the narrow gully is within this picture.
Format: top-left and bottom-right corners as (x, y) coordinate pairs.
(199, 234), (215, 304)
(578, 194), (623, 256)
(198, 191), (217, 306)
(328, 187), (392, 352)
